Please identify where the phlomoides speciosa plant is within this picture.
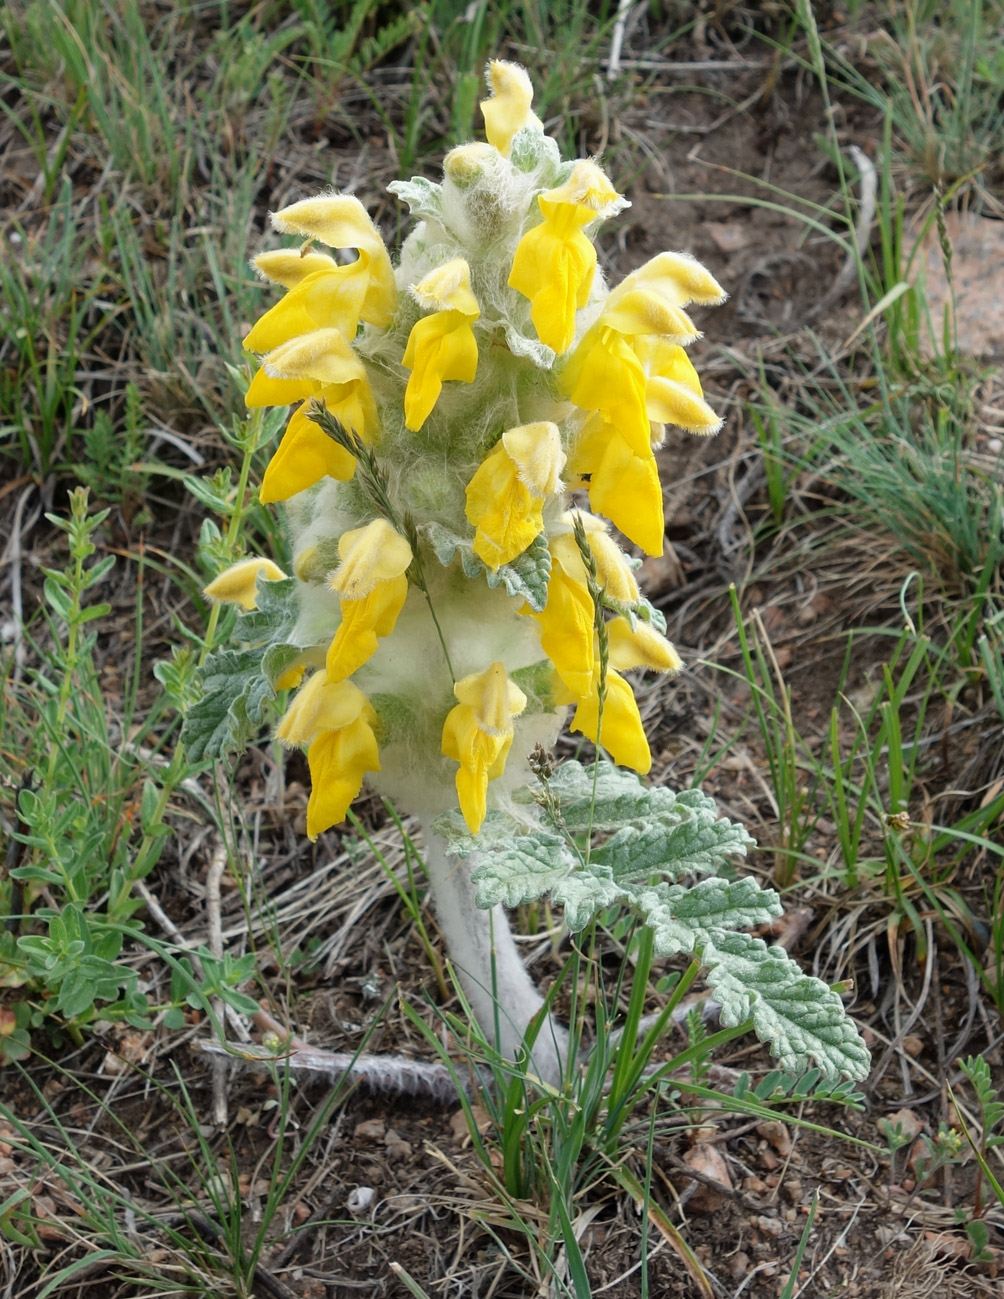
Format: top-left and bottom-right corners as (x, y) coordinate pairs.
(187, 61), (870, 1089)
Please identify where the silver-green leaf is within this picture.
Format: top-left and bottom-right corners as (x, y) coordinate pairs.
(702, 931), (872, 1082)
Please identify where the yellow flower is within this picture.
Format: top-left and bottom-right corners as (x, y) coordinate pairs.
(245, 328), (377, 502)
(257, 405), (359, 505)
(325, 519), (413, 682)
(402, 260), (480, 431)
(203, 556), (287, 610)
(508, 161), (624, 354)
(479, 60), (542, 157)
(527, 513), (639, 696)
(442, 661), (528, 833)
(528, 552), (597, 697)
(267, 194), (396, 327)
(465, 422), (565, 569)
(276, 671), (381, 839)
(561, 257), (723, 553)
(555, 666), (651, 774)
(567, 414), (665, 557)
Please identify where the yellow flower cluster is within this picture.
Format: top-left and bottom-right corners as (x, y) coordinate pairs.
(206, 60), (725, 838)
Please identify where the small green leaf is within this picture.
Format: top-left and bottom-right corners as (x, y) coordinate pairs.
(388, 176), (443, 219)
(181, 646), (277, 761)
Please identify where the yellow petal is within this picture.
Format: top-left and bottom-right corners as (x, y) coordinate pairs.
(616, 250), (727, 308)
(563, 326), (650, 456)
(243, 260), (370, 353)
(331, 519), (413, 597)
(567, 669), (651, 774)
(402, 311), (479, 431)
(442, 662), (526, 833)
(636, 337), (722, 434)
(259, 403), (357, 503)
(203, 556), (287, 610)
(252, 248), (339, 288)
(466, 423), (564, 569)
(410, 259), (480, 316)
(599, 288), (699, 343)
(453, 661), (527, 734)
(325, 575), (409, 682)
(503, 422), (565, 496)
(584, 435), (665, 557)
(466, 444), (542, 571)
(277, 672), (371, 745)
(252, 328), (367, 388)
(479, 60), (541, 157)
(325, 521), (412, 681)
(270, 194), (396, 326)
(539, 160), (624, 221)
(608, 619), (683, 674)
(305, 712), (381, 839)
(509, 163), (624, 351)
(246, 330), (377, 438)
(587, 530), (640, 604)
(549, 514), (639, 604)
(441, 711), (498, 833)
(530, 557), (596, 697)
(509, 219), (596, 354)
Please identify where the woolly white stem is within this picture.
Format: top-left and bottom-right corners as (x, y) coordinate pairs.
(421, 820), (569, 1087)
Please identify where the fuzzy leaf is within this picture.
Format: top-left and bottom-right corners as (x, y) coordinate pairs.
(590, 817), (754, 882)
(517, 758), (678, 830)
(468, 834), (577, 909)
(433, 808), (510, 852)
(551, 867), (623, 930)
(181, 648), (278, 762)
(422, 523), (551, 610)
(502, 535), (551, 610)
(434, 811), (577, 909)
(182, 577), (299, 761)
(525, 762), (750, 851)
(388, 177), (443, 220)
(701, 930), (872, 1081)
(638, 877), (782, 954)
(232, 576), (299, 646)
